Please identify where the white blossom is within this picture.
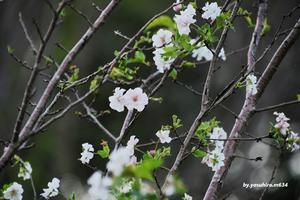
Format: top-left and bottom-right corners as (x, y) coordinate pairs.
(174, 4), (196, 35)
(18, 162), (32, 181)
(183, 193), (193, 200)
(140, 181), (156, 195)
(106, 147), (132, 176)
(162, 176), (176, 196)
(123, 88), (149, 112)
(41, 178), (60, 199)
(210, 127), (227, 150)
(87, 171), (112, 200)
(79, 143), (94, 164)
(126, 135), (139, 156)
(202, 2), (221, 21)
(109, 87), (126, 112)
(192, 45), (226, 61)
(152, 29), (173, 48)
(218, 48), (226, 61)
(153, 47), (175, 73)
(246, 74), (258, 96)
(3, 182), (23, 200)
(274, 112), (290, 136)
(156, 130), (172, 144)
(287, 131), (300, 152)
(118, 181), (133, 193)
(202, 149), (225, 171)
(192, 46), (213, 61)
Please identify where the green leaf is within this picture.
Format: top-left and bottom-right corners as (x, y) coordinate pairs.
(7, 46), (15, 54)
(68, 193), (76, 200)
(149, 97), (163, 104)
(245, 16), (255, 28)
(197, 23), (217, 44)
(296, 94), (300, 101)
(96, 141), (110, 159)
(181, 61), (196, 69)
(133, 157), (162, 180)
(89, 75), (102, 91)
(172, 115), (183, 129)
(262, 18), (270, 35)
(192, 149), (207, 158)
(68, 65), (80, 83)
(168, 69), (178, 80)
(146, 16), (175, 31)
(195, 118), (220, 145)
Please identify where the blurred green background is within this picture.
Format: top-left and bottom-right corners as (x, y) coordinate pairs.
(0, 0), (300, 199)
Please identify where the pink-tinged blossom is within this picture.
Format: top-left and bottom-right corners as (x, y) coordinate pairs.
(173, 0), (183, 12)
(201, 2), (221, 21)
(123, 88), (149, 112)
(109, 87), (126, 112)
(152, 29), (173, 48)
(174, 4), (196, 35)
(274, 112), (290, 136)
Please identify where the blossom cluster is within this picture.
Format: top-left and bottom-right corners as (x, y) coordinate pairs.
(109, 87), (148, 112)
(273, 112), (300, 152)
(152, 2), (224, 73)
(202, 127), (227, 171)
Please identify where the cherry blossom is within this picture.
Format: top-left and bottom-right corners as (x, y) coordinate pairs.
(274, 112), (290, 136)
(3, 182), (24, 200)
(79, 143), (94, 164)
(210, 127), (227, 150)
(152, 29), (173, 48)
(192, 44), (226, 61)
(109, 87), (126, 112)
(156, 130), (172, 143)
(126, 135), (139, 156)
(174, 4), (196, 35)
(246, 74), (258, 96)
(123, 87), (149, 112)
(106, 147), (132, 176)
(153, 47), (175, 73)
(118, 181), (133, 193)
(202, 149), (225, 171)
(173, 0), (183, 12)
(40, 178), (60, 199)
(201, 2), (221, 21)
(162, 176), (176, 196)
(87, 171), (112, 200)
(287, 131), (300, 152)
(18, 162), (32, 181)
(183, 193), (193, 200)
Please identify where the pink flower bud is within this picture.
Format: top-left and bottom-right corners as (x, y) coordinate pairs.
(173, 3), (183, 12)
(149, 150), (156, 156)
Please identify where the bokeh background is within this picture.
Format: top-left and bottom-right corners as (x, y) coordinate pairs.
(0, 0), (300, 199)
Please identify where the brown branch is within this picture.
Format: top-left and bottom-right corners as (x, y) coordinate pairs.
(255, 100), (300, 113)
(0, 0), (122, 172)
(203, 6), (300, 200)
(161, 1), (240, 190)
